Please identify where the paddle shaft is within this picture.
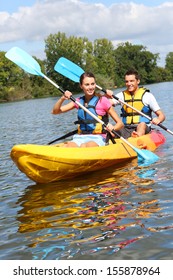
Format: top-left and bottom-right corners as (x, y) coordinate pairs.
(58, 94), (147, 153)
(37, 73), (141, 152)
(43, 85), (158, 160)
(89, 84), (172, 135)
(48, 129), (78, 145)
(49, 90), (159, 161)
(5, 47), (159, 162)
(48, 86), (140, 153)
(23, 64), (123, 142)
(32, 68), (123, 142)
(108, 92), (173, 136)
(44, 76), (157, 160)
(55, 57), (171, 136)
(42, 68), (171, 137)
(35, 71), (65, 94)
(42, 77), (111, 133)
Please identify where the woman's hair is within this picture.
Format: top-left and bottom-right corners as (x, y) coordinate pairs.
(79, 72), (96, 85)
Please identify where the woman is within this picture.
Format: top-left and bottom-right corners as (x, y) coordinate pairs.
(52, 72), (123, 147)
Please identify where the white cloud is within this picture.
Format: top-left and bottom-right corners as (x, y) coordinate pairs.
(1, 0), (173, 65)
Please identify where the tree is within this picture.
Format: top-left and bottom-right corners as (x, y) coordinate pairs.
(165, 52), (173, 79)
(151, 67), (173, 83)
(29, 57), (54, 98)
(113, 42), (159, 85)
(93, 38), (116, 88)
(0, 51), (53, 101)
(45, 33), (117, 91)
(45, 32), (89, 92)
(1, 34), (173, 102)
(0, 51), (32, 101)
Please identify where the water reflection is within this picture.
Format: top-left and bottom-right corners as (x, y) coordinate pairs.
(16, 163), (163, 259)
(0, 83), (173, 260)
(1, 83), (173, 260)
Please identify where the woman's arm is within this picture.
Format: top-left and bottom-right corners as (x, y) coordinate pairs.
(51, 91), (75, 114)
(106, 106), (124, 132)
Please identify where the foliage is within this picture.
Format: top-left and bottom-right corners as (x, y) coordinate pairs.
(165, 52), (173, 79)
(0, 53), (39, 101)
(113, 42), (159, 85)
(1, 32), (173, 102)
(45, 32), (91, 92)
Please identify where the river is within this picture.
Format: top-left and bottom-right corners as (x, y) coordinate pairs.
(0, 81), (173, 261)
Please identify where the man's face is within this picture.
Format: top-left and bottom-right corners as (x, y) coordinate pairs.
(125, 74), (140, 94)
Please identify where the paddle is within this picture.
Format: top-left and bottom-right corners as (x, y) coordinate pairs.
(47, 129), (77, 145)
(5, 47), (159, 163)
(112, 95), (173, 136)
(5, 47), (65, 94)
(55, 57), (173, 136)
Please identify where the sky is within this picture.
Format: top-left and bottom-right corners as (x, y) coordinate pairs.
(1, 0), (173, 66)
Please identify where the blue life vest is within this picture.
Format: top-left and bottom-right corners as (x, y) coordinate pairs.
(75, 95), (109, 134)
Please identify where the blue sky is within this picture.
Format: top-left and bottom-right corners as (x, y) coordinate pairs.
(0, 0), (36, 13)
(1, 0), (173, 66)
(0, 0), (169, 12)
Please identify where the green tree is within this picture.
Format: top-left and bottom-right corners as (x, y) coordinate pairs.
(114, 42), (159, 85)
(29, 57), (54, 98)
(0, 51), (52, 101)
(0, 51), (32, 101)
(1, 34), (173, 102)
(82, 40), (96, 72)
(93, 38), (116, 88)
(165, 52), (173, 79)
(45, 32), (89, 92)
(151, 66), (173, 83)
(45, 33), (117, 91)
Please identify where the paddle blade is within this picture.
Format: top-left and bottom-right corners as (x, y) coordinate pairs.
(5, 47), (42, 76)
(134, 147), (160, 164)
(54, 57), (84, 82)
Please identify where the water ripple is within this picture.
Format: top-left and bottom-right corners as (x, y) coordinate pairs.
(1, 89), (173, 260)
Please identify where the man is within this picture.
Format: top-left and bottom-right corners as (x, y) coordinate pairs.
(107, 69), (165, 138)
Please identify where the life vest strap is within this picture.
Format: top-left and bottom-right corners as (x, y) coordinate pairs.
(74, 119), (98, 125)
(121, 112), (140, 117)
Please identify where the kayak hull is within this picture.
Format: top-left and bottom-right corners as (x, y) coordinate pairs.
(11, 130), (165, 183)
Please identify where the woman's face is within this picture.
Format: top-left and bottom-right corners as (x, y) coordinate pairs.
(80, 77), (96, 96)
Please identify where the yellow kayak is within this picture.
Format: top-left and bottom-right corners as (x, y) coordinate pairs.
(11, 130), (165, 183)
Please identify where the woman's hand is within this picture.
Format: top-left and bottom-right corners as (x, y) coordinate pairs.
(64, 90), (72, 99)
(106, 123), (116, 137)
(105, 89), (114, 98)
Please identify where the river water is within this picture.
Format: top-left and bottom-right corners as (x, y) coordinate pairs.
(0, 82), (173, 260)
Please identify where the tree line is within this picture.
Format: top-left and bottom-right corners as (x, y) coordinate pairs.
(1, 31), (173, 102)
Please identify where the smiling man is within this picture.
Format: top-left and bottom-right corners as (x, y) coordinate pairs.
(107, 69), (165, 138)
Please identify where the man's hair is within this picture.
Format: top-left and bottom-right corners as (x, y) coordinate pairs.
(125, 69), (140, 80)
